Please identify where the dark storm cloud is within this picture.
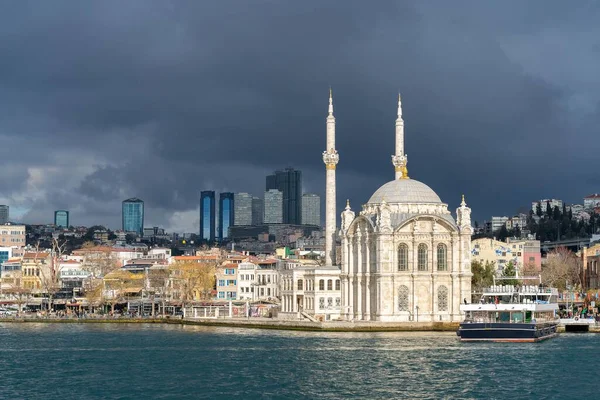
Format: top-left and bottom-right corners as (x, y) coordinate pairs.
(1, 0), (599, 230)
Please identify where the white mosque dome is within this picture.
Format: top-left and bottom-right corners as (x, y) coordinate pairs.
(367, 178), (442, 205)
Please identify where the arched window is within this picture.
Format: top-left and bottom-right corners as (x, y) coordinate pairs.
(398, 285), (409, 311)
(297, 279), (303, 290)
(335, 279), (340, 291)
(438, 285), (449, 311)
(319, 279), (325, 291)
(398, 243), (408, 271)
(437, 244), (447, 271)
(418, 244), (428, 271)
(327, 280), (333, 290)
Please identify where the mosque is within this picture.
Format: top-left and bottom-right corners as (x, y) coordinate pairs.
(324, 91), (473, 322)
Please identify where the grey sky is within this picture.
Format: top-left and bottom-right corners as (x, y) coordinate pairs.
(1, 1), (599, 232)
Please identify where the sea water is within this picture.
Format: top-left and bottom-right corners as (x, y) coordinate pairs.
(0, 323), (595, 399)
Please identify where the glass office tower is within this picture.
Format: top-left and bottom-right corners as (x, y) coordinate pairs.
(219, 192), (234, 241)
(266, 168), (302, 224)
(122, 198), (144, 235)
(54, 210), (70, 228)
(200, 191), (216, 242)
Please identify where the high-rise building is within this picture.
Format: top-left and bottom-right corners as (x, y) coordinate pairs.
(122, 198), (144, 235)
(264, 189), (283, 224)
(0, 205), (8, 224)
(200, 191), (216, 242)
(266, 168), (302, 224)
(54, 210), (69, 228)
(252, 197), (264, 226)
(301, 194), (320, 226)
(219, 192), (234, 241)
(234, 193), (253, 226)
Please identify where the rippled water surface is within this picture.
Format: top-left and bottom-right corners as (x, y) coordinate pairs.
(0, 323), (596, 399)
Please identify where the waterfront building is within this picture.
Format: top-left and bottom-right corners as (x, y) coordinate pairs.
(216, 263), (238, 300)
(233, 193), (253, 226)
(279, 260), (342, 320)
(584, 194), (600, 210)
(122, 198), (144, 236)
(0, 224), (26, 247)
(251, 197), (264, 226)
(219, 192), (234, 241)
(301, 193), (320, 226)
(582, 243), (600, 290)
(491, 216), (509, 233)
(0, 205), (8, 224)
(54, 210), (69, 228)
(200, 191), (216, 242)
(264, 189), (283, 224)
(531, 199), (563, 213)
(339, 94), (472, 322)
(266, 168), (302, 224)
(471, 238), (541, 273)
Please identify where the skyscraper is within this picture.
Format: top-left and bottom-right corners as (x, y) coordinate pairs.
(251, 197), (264, 225)
(0, 205), (8, 224)
(219, 192), (234, 241)
(301, 194), (320, 226)
(54, 210), (70, 228)
(200, 191), (216, 242)
(264, 189), (283, 224)
(266, 168), (302, 224)
(122, 198), (144, 235)
(234, 193), (253, 226)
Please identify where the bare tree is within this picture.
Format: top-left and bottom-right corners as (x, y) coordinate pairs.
(39, 238), (68, 311)
(171, 261), (216, 309)
(541, 247), (582, 291)
(147, 266), (171, 316)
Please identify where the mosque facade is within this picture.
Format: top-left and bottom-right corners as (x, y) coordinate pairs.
(330, 94), (473, 322)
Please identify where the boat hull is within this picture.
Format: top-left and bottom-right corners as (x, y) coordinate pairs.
(457, 322), (559, 342)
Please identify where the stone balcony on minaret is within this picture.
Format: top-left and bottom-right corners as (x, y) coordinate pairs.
(323, 149), (339, 170)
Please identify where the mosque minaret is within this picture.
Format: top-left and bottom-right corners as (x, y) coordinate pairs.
(391, 94), (408, 180)
(322, 88), (339, 266)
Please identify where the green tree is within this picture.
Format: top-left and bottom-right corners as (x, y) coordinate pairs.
(500, 261), (521, 286)
(471, 260), (496, 295)
(553, 205), (561, 221)
(546, 201), (552, 218)
(496, 225), (509, 241)
(536, 202), (543, 217)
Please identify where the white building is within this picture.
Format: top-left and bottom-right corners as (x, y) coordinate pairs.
(301, 193), (320, 226)
(264, 189), (283, 224)
(531, 199), (563, 213)
(279, 261), (341, 321)
(234, 193), (253, 226)
(491, 216), (509, 233)
(237, 261), (279, 302)
(339, 94), (472, 322)
(584, 194), (600, 210)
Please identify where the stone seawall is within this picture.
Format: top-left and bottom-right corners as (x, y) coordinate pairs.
(1, 317), (460, 332)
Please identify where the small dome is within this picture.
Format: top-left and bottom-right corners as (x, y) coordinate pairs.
(368, 179), (442, 204)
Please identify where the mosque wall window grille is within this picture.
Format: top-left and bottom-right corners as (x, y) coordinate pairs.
(319, 279), (325, 291)
(319, 297), (325, 309)
(438, 285), (449, 311)
(335, 279), (340, 291)
(398, 243), (409, 271)
(418, 244), (428, 271)
(297, 279), (303, 290)
(437, 244), (447, 271)
(327, 280), (333, 291)
(398, 285), (409, 311)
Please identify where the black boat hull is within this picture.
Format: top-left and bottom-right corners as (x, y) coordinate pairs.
(457, 322), (559, 342)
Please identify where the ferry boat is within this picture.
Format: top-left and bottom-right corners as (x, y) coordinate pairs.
(457, 284), (559, 342)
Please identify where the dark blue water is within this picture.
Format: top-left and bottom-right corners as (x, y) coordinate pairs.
(0, 323), (595, 399)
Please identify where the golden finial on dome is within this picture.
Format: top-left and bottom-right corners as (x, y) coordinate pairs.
(401, 165), (409, 179)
